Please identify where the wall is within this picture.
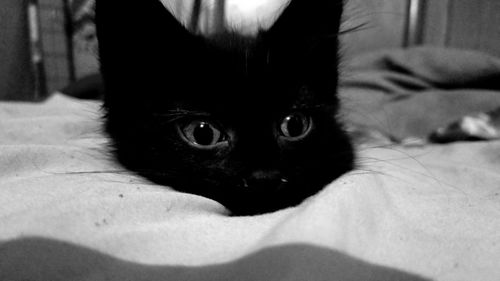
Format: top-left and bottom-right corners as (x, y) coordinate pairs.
(422, 0), (500, 57)
(0, 0), (71, 100)
(39, 0), (72, 94)
(341, 0), (410, 58)
(0, 0), (35, 100)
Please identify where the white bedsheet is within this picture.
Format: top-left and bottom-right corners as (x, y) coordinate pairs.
(1, 94), (499, 280)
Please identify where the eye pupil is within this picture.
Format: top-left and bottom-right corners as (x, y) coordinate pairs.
(280, 113), (311, 139)
(285, 115), (304, 137)
(193, 122), (215, 145)
(181, 120), (226, 148)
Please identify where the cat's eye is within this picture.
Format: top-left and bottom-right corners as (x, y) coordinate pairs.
(180, 120), (228, 149)
(279, 113), (312, 140)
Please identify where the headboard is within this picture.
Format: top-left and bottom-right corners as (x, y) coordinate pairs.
(1, 0), (499, 100)
(342, 0), (500, 58)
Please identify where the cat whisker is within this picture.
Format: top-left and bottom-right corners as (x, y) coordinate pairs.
(242, 179), (249, 188)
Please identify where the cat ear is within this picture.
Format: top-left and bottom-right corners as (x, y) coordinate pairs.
(96, 0), (197, 71)
(264, 0), (344, 102)
(96, 0), (203, 106)
(95, 0), (192, 45)
(267, 0), (344, 41)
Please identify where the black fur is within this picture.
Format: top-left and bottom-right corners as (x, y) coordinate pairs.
(96, 0), (354, 215)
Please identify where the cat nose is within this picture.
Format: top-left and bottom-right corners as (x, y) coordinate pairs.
(244, 170), (287, 190)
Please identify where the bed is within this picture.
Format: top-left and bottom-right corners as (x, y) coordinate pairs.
(2, 1), (500, 280)
(1, 45), (500, 280)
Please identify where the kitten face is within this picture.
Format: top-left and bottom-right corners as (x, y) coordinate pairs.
(96, 0), (353, 215)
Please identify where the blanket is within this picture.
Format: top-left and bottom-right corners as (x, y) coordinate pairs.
(341, 46), (500, 141)
(1, 47), (500, 281)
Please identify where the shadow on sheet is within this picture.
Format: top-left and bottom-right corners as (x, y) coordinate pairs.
(0, 237), (430, 281)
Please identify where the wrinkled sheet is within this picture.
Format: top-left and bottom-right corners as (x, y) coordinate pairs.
(1, 47), (500, 280)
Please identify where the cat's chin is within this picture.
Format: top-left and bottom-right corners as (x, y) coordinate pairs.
(220, 191), (317, 216)
(128, 162), (349, 216)
(204, 180), (329, 216)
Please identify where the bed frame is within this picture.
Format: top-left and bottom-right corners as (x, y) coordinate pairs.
(1, 0), (498, 100)
(342, 0), (500, 58)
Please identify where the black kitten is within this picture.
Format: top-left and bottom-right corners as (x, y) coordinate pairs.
(95, 0), (354, 215)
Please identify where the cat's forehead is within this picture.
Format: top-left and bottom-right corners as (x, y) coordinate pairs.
(159, 34), (329, 116)
(194, 32), (307, 85)
(166, 72), (319, 120)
